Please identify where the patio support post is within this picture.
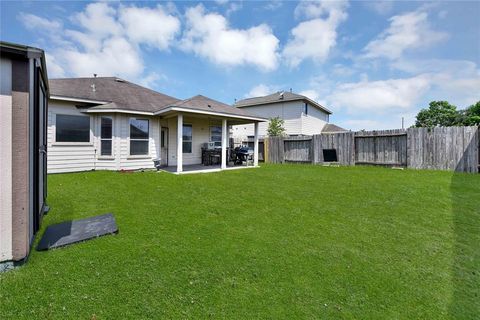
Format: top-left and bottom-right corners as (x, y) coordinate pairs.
(254, 121), (259, 167)
(221, 118), (227, 169)
(177, 113), (183, 173)
(160, 117), (163, 165)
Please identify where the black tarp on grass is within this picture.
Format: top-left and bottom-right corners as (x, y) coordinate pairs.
(37, 213), (118, 251)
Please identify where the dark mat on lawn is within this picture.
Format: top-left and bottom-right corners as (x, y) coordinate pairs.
(37, 213), (118, 251)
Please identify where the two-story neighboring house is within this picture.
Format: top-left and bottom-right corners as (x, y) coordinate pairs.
(232, 91), (340, 139)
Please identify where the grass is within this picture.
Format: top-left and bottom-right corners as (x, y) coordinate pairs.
(0, 164), (479, 319)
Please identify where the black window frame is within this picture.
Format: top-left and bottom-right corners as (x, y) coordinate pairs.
(183, 124), (193, 154)
(55, 114), (91, 143)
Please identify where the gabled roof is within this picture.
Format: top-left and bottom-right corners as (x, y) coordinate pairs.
(322, 123), (349, 133)
(235, 91), (332, 114)
(49, 77), (180, 113)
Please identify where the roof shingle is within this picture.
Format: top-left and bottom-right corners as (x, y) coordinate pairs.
(49, 77), (179, 113)
(49, 77), (262, 119)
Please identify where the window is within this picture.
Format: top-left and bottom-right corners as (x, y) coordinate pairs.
(129, 118), (149, 155)
(210, 126), (222, 147)
(161, 130), (166, 148)
(100, 117), (113, 156)
(56, 114), (90, 142)
(183, 124), (192, 153)
(304, 103), (308, 115)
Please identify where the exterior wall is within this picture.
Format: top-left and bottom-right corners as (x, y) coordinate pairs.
(48, 100), (96, 173)
(166, 116), (221, 166)
(1, 48), (49, 266)
(46, 102), (233, 171)
(0, 58), (13, 262)
(301, 104), (328, 135)
(232, 101), (329, 138)
(117, 114), (159, 170)
(11, 59), (30, 261)
(47, 100), (160, 173)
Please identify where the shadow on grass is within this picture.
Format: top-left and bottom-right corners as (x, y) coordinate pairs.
(449, 133), (480, 318)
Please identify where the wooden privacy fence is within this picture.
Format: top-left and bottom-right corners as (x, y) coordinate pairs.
(264, 126), (479, 173)
(355, 129), (407, 166)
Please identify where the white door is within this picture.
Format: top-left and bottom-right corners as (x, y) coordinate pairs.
(161, 127), (168, 166)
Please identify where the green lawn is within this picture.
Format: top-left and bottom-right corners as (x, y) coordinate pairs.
(1, 164), (479, 319)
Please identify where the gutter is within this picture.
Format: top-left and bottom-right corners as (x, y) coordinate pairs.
(50, 95), (110, 105)
(154, 106), (268, 122)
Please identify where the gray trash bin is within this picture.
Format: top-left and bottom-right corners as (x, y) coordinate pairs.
(153, 158), (161, 170)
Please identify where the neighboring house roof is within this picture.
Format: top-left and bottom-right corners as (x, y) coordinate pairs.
(322, 123), (349, 133)
(234, 91), (332, 114)
(49, 77), (266, 121)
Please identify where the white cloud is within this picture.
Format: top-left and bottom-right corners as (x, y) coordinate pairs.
(363, 10), (448, 60)
(58, 37), (144, 78)
(338, 109), (418, 131)
(244, 84), (280, 98)
(18, 12), (62, 31)
(328, 75), (431, 114)
(119, 5), (180, 50)
(340, 119), (383, 130)
(438, 10), (448, 19)
(294, 0), (348, 20)
(391, 58), (480, 107)
(283, 0), (348, 67)
(72, 2), (122, 38)
(45, 53), (65, 78)
(181, 4), (279, 70)
(264, 1), (283, 11)
(226, 2), (243, 16)
(137, 72), (167, 89)
(331, 63), (354, 77)
(18, 2), (180, 85)
(298, 89), (320, 102)
(392, 58), (478, 76)
(363, 1), (394, 15)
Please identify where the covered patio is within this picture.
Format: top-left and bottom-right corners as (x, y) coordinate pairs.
(155, 95), (266, 174)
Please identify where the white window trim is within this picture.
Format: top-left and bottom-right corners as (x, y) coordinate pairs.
(128, 117), (150, 156)
(209, 125), (222, 143)
(183, 123), (193, 154)
(100, 116), (114, 157)
(53, 113), (93, 145)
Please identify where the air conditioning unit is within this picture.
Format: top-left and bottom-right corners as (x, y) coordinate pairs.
(202, 142), (215, 150)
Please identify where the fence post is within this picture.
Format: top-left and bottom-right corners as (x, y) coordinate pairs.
(264, 137), (269, 163)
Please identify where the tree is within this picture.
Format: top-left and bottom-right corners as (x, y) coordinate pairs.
(414, 101), (460, 127)
(267, 117), (286, 136)
(463, 101), (480, 126)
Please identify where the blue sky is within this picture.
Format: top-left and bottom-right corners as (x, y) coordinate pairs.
(1, 1), (479, 129)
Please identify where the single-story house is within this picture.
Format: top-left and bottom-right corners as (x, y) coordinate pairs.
(0, 42), (49, 270)
(231, 91), (345, 138)
(48, 77), (266, 174)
